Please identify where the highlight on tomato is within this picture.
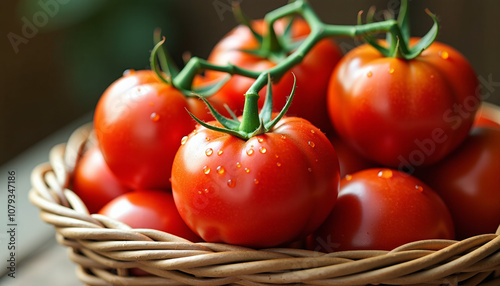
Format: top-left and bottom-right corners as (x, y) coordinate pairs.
(171, 76), (340, 248)
(309, 168), (454, 252)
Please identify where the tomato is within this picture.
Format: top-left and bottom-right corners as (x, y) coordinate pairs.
(416, 127), (500, 239)
(94, 69), (225, 189)
(72, 146), (131, 214)
(327, 39), (479, 169)
(309, 168), (454, 252)
(206, 19), (343, 134)
(171, 116), (340, 248)
(99, 189), (202, 242)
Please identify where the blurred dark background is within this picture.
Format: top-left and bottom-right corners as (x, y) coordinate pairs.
(1, 0), (500, 165)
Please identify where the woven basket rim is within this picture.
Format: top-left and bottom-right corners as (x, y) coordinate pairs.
(29, 104), (500, 286)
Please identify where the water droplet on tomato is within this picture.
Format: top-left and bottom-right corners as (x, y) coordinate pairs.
(367, 71), (373, 78)
(275, 155), (279, 159)
(181, 136), (188, 145)
(150, 112), (160, 122)
(440, 51), (449, 60)
(281, 135), (287, 140)
(205, 148), (213, 156)
(307, 167), (313, 173)
(244, 168), (250, 173)
(345, 174), (353, 181)
(378, 169), (393, 178)
(310, 129), (315, 134)
(389, 68), (395, 74)
(227, 179), (236, 188)
(123, 69), (135, 76)
(205, 137), (211, 141)
(246, 149), (254, 156)
(259, 146), (267, 154)
(204, 188), (209, 194)
(217, 166), (225, 175)
(236, 162), (242, 168)
(257, 137), (264, 143)
(415, 185), (423, 192)
(198, 190), (202, 195)
(308, 141), (315, 148)
(254, 179), (259, 184)
(217, 149), (224, 156)
(203, 166), (211, 175)
(277, 162), (282, 167)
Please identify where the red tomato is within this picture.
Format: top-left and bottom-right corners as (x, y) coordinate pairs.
(327, 39), (479, 169)
(309, 168), (454, 252)
(94, 70), (224, 189)
(416, 127), (500, 239)
(206, 19), (343, 134)
(72, 146), (131, 214)
(171, 116), (340, 248)
(99, 189), (202, 242)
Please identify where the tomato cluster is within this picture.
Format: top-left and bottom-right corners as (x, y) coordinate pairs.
(70, 1), (499, 255)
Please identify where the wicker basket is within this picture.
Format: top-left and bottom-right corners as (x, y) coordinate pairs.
(29, 103), (500, 286)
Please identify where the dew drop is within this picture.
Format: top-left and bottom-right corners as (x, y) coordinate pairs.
(367, 71), (373, 78)
(281, 135), (287, 140)
(440, 50), (449, 60)
(246, 149), (254, 156)
(205, 148), (213, 156)
(123, 69), (135, 76)
(204, 188), (209, 194)
(257, 137), (264, 143)
(150, 112), (160, 122)
(345, 174), (353, 181)
(275, 154), (279, 159)
(180, 136), (188, 145)
(217, 166), (225, 175)
(217, 149), (224, 156)
(236, 162), (242, 168)
(205, 137), (211, 141)
(198, 190), (202, 195)
(389, 68), (395, 74)
(244, 168), (250, 174)
(203, 166), (211, 175)
(254, 179), (259, 184)
(378, 169), (393, 178)
(415, 185), (424, 192)
(308, 141), (316, 148)
(277, 162), (282, 167)
(259, 146), (267, 154)
(310, 129), (315, 134)
(307, 167), (313, 173)
(227, 179), (236, 188)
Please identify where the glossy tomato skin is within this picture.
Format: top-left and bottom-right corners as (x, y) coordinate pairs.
(171, 117), (340, 248)
(309, 168), (454, 252)
(329, 135), (375, 178)
(99, 189), (202, 242)
(206, 19), (343, 134)
(328, 39), (479, 168)
(72, 146), (131, 214)
(417, 127), (500, 239)
(94, 70), (221, 190)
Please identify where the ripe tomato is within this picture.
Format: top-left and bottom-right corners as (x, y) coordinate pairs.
(416, 127), (500, 239)
(206, 19), (343, 134)
(99, 189), (202, 242)
(329, 135), (375, 178)
(94, 69), (224, 189)
(171, 116), (340, 248)
(72, 146), (131, 214)
(309, 168), (454, 252)
(327, 39), (479, 169)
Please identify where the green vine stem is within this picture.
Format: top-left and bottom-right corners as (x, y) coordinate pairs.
(165, 0), (439, 138)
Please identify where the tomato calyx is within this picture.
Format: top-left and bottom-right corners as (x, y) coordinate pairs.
(188, 73), (296, 140)
(357, 0), (439, 60)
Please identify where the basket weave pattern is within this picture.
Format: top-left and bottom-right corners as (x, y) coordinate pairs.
(29, 123), (500, 286)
